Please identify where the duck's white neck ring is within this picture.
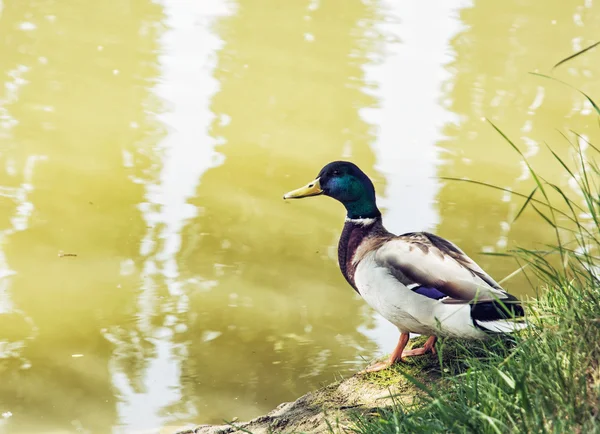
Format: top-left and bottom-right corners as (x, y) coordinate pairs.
(345, 217), (377, 226)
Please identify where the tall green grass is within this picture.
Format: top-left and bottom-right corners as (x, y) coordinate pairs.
(350, 94), (600, 433)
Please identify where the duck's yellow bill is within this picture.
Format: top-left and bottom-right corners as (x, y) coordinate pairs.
(283, 178), (323, 199)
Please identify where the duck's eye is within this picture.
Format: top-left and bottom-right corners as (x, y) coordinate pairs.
(332, 170), (341, 176)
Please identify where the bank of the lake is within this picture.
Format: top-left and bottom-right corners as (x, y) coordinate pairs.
(176, 337), (440, 434)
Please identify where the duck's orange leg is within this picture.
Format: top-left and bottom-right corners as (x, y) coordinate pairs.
(401, 335), (437, 357)
(361, 332), (410, 373)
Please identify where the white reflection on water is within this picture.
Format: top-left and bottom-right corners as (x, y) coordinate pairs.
(0, 64), (42, 360)
(358, 0), (468, 352)
(111, 0), (233, 432)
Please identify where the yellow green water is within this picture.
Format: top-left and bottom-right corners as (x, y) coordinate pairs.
(0, 0), (599, 432)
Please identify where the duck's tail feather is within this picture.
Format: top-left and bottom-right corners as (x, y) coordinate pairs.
(470, 292), (526, 335)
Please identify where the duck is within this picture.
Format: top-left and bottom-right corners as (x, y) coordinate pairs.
(283, 161), (526, 372)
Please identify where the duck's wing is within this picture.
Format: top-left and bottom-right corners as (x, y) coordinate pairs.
(374, 232), (509, 304)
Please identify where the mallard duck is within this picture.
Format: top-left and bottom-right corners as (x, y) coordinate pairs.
(283, 161), (525, 372)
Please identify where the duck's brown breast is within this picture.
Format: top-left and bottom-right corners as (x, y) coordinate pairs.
(337, 218), (391, 292)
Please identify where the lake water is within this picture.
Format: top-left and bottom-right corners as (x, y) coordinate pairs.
(0, 0), (599, 432)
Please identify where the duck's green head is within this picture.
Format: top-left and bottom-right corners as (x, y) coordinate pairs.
(283, 161), (381, 219)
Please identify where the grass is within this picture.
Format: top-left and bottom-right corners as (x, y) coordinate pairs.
(349, 95), (600, 433)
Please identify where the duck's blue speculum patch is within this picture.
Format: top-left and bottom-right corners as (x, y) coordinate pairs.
(412, 286), (447, 300)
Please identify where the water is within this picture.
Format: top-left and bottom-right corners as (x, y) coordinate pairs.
(0, 0), (599, 432)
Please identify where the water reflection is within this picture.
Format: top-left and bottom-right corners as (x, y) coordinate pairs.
(0, 0), (163, 432)
(435, 0), (600, 293)
(0, 59), (41, 357)
(110, 0), (233, 431)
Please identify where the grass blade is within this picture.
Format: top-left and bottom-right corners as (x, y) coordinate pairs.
(552, 40), (600, 70)
(567, 130), (600, 155)
(513, 187), (538, 223)
(530, 72), (600, 116)
(438, 177), (578, 225)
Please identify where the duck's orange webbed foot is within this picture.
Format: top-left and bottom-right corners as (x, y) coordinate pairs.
(360, 360), (392, 373)
(359, 332), (410, 374)
(401, 335), (437, 358)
